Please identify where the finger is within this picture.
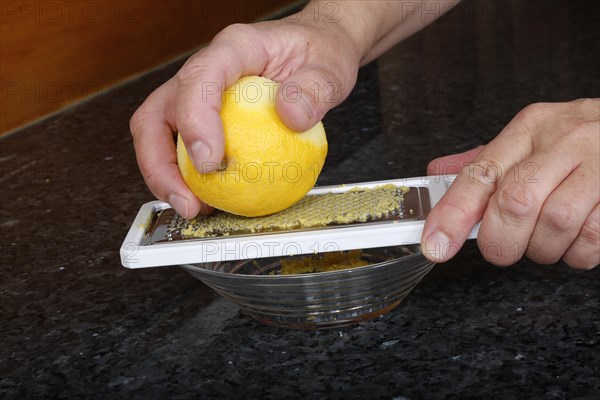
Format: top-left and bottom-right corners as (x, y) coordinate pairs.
(526, 166), (600, 264)
(421, 114), (535, 262)
(427, 145), (485, 176)
(478, 146), (580, 266)
(563, 203), (600, 270)
(175, 24), (268, 173)
(130, 79), (207, 218)
(276, 63), (357, 132)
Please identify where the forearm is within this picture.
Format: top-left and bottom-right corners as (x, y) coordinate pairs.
(302, 0), (461, 65)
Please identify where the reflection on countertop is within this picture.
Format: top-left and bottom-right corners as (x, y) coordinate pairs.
(1, 1), (599, 398)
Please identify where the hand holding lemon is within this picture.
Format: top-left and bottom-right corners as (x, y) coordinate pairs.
(177, 76), (328, 217)
(129, 16), (361, 219)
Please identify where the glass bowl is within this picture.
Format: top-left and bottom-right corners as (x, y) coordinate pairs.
(180, 245), (435, 329)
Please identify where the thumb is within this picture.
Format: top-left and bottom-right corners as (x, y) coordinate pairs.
(275, 67), (356, 132)
(427, 145), (486, 176)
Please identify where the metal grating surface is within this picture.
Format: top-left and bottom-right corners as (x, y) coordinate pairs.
(142, 186), (431, 245)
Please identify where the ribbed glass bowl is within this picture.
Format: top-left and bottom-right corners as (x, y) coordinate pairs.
(181, 245), (435, 329)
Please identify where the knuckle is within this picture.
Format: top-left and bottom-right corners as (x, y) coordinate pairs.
(140, 166), (163, 199)
(177, 58), (209, 83)
(459, 158), (503, 187)
(578, 209), (600, 246)
(495, 182), (538, 220)
(563, 210), (600, 270)
(510, 103), (548, 135)
(543, 202), (581, 233)
(517, 102), (549, 122)
(177, 49), (223, 84)
(447, 199), (472, 224)
(174, 108), (203, 139)
(129, 106), (150, 139)
(178, 24), (265, 85)
(142, 164), (180, 199)
(143, 166), (160, 188)
(572, 97), (600, 113)
(214, 23), (256, 42)
(212, 24), (264, 60)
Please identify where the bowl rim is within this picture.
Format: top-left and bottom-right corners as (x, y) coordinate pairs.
(180, 246), (428, 281)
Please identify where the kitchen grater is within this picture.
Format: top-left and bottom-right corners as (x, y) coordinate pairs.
(120, 175), (479, 268)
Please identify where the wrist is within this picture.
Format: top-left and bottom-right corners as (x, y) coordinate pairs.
(297, 1), (461, 65)
(293, 1), (378, 65)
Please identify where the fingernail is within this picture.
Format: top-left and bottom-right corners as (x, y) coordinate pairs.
(168, 194), (190, 218)
(191, 140), (217, 173)
(423, 231), (458, 262)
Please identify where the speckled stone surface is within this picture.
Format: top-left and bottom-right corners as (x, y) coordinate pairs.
(1, 1), (599, 399)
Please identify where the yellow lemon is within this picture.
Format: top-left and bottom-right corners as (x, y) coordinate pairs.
(177, 76), (328, 217)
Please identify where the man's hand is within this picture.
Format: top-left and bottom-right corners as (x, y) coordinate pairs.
(422, 99), (600, 270)
(130, 1), (457, 219)
(129, 15), (362, 218)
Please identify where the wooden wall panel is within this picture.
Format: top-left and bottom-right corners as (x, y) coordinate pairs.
(0, 0), (293, 135)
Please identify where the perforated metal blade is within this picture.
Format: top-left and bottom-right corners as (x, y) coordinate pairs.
(120, 175), (478, 268)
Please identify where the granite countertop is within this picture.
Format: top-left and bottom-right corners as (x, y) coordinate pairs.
(1, 1), (599, 398)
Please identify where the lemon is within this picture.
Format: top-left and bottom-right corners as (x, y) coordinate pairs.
(177, 76), (328, 217)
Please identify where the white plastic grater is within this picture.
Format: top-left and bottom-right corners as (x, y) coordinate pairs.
(120, 175), (479, 268)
